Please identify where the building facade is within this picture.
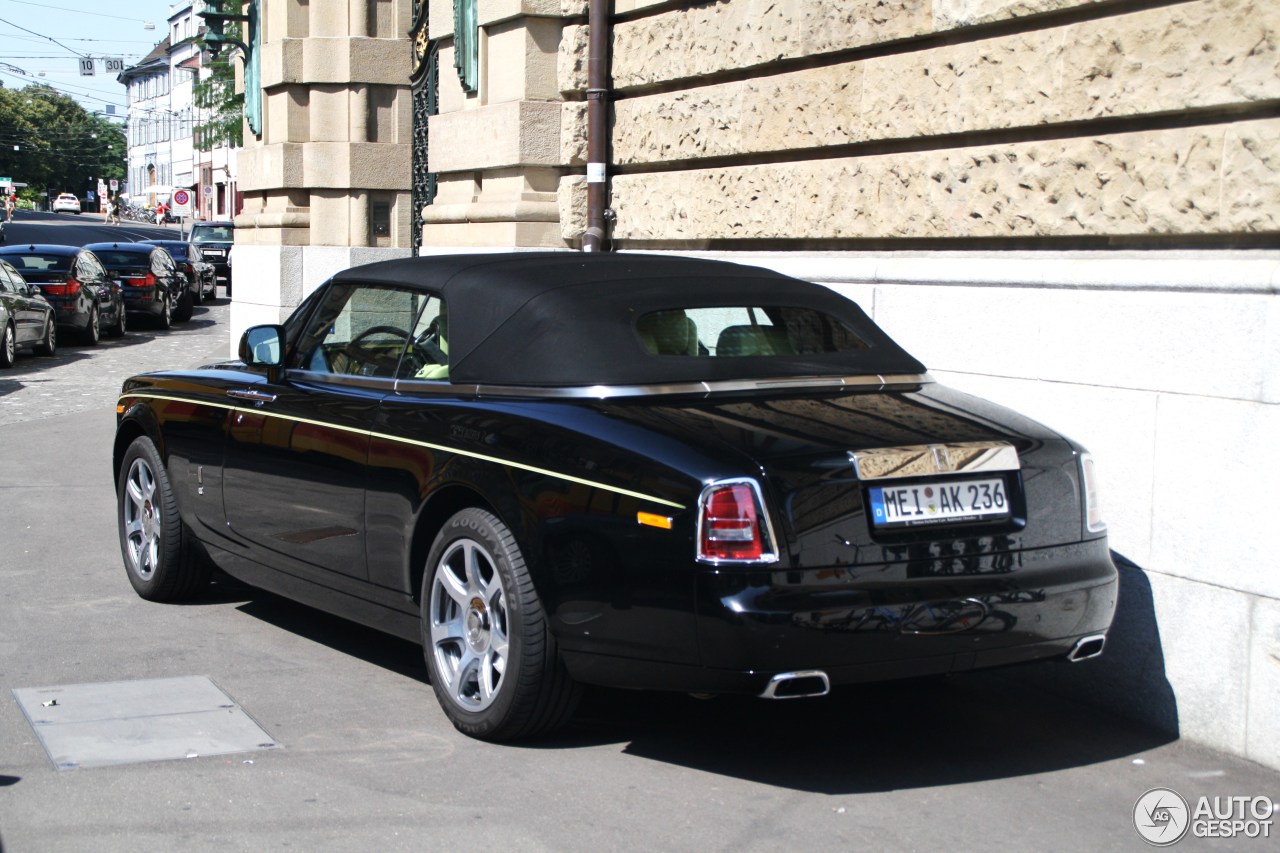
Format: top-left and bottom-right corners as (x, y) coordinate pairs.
(119, 1), (239, 220)
(233, 0), (1279, 769)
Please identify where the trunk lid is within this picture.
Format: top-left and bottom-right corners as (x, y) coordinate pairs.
(595, 383), (1088, 565)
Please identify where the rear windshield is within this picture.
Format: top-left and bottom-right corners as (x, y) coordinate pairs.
(1, 253), (72, 273)
(637, 306), (869, 358)
(191, 226), (233, 242)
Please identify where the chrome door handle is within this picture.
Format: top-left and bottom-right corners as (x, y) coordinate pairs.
(226, 388), (277, 403)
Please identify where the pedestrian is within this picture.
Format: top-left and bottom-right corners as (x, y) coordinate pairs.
(4, 193), (14, 222)
(154, 201), (167, 225)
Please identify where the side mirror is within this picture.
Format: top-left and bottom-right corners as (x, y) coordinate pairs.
(239, 324), (286, 383)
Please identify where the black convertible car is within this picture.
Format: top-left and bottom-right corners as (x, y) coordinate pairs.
(113, 254), (1117, 741)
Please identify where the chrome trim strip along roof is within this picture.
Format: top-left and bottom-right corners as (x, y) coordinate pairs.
(394, 373), (934, 399)
(118, 392), (685, 510)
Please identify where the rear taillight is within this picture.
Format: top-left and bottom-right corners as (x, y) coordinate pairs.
(41, 278), (80, 296)
(144, 272), (158, 288)
(697, 479), (778, 564)
(1081, 453), (1105, 534)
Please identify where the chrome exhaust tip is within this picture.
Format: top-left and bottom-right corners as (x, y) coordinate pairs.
(1067, 634), (1107, 662)
(760, 670), (830, 699)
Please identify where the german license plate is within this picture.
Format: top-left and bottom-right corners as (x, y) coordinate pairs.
(869, 477), (1009, 527)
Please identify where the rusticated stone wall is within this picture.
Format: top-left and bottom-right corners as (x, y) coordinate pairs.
(556, 0), (1280, 247)
(607, 118), (1279, 241)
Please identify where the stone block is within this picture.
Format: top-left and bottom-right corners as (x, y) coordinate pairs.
(478, 0), (565, 26)
(429, 0), (454, 40)
(428, 101), (563, 172)
(1145, 571), (1250, 756)
(561, 101), (587, 165)
(929, 372), (1159, 567)
(610, 0), (929, 89)
(557, 23), (588, 95)
(1247, 595), (1280, 768)
(1151, 394), (1279, 599)
(613, 0), (1279, 166)
(558, 174), (586, 240)
(486, 16), (564, 104)
(934, 0), (1104, 29)
(609, 118), (1280, 242)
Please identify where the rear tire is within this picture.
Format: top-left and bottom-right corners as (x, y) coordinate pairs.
(156, 294), (172, 330)
(117, 435), (210, 601)
(421, 508), (579, 741)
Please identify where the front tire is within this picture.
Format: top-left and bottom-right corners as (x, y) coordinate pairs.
(421, 508), (579, 741)
(108, 303), (126, 338)
(117, 435), (210, 601)
(173, 291), (193, 323)
(0, 322), (14, 368)
(82, 306), (100, 345)
(34, 317), (55, 356)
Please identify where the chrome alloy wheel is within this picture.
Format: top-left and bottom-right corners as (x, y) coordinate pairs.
(429, 538), (510, 711)
(122, 456), (161, 581)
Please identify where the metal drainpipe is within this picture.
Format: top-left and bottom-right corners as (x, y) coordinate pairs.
(583, 0), (610, 252)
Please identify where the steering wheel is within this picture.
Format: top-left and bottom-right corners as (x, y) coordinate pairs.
(346, 324), (439, 374)
(350, 324), (413, 347)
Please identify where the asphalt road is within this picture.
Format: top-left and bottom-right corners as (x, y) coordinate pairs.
(1, 221), (1277, 851)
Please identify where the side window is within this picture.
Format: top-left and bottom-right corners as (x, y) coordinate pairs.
(0, 266), (12, 292)
(290, 283), (436, 379)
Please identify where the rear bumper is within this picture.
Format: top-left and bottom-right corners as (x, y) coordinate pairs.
(122, 287), (166, 316)
(42, 297), (89, 329)
(563, 538), (1118, 695)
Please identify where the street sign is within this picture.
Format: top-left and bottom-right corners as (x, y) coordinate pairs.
(79, 58), (95, 76)
(171, 188), (192, 217)
(110, 179), (118, 191)
(105, 58), (125, 73)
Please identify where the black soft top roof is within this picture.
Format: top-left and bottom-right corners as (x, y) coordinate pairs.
(332, 253), (925, 386)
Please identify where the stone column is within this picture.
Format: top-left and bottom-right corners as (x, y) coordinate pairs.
(420, 0), (572, 250)
(230, 0), (416, 352)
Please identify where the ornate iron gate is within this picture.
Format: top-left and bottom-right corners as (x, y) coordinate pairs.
(409, 2), (438, 256)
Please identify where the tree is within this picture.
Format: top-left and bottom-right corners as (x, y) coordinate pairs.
(193, 22), (244, 150)
(0, 83), (125, 201)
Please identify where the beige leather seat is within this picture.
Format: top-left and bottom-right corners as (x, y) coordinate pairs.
(637, 310), (699, 356)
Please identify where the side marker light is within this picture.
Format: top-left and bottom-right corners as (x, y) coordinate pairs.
(637, 512), (673, 530)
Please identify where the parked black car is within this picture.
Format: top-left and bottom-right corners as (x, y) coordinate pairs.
(84, 242), (191, 328)
(141, 239), (217, 304)
(187, 222), (233, 295)
(113, 254), (1118, 742)
(0, 244), (125, 344)
(0, 259), (56, 366)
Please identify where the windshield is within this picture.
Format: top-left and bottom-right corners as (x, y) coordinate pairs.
(191, 226), (233, 243)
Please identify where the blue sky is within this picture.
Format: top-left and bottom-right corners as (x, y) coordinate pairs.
(0, 0), (177, 116)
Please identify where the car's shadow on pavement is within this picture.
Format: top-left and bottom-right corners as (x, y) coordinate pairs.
(223, 576), (1175, 793)
(564, 677), (1175, 794)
